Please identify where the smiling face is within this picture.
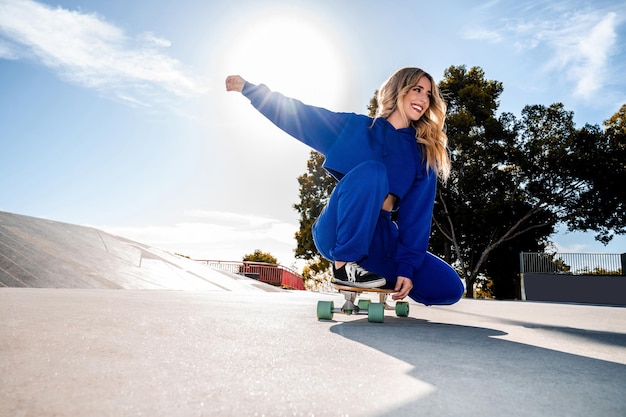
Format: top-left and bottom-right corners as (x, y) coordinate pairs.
(401, 76), (432, 122)
(385, 74), (432, 129)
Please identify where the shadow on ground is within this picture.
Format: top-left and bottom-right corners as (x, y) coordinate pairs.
(331, 316), (626, 417)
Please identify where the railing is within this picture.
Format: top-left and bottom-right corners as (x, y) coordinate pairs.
(520, 252), (626, 305)
(520, 252), (624, 275)
(196, 260), (306, 290)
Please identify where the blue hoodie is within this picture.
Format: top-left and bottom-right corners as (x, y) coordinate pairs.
(242, 82), (437, 279)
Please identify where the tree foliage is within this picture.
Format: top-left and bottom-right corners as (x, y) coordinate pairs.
(293, 151), (335, 280)
(434, 65), (625, 298)
(433, 66), (557, 298)
(242, 249), (277, 264)
(563, 104), (626, 243)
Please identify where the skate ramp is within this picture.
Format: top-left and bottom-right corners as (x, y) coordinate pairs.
(0, 211), (275, 292)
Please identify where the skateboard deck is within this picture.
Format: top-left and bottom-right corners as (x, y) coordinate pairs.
(316, 283), (409, 323)
(332, 284), (396, 293)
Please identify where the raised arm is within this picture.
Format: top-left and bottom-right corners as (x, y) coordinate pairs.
(225, 75), (354, 157)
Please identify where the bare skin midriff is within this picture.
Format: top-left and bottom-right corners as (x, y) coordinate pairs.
(382, 193), (397, 212)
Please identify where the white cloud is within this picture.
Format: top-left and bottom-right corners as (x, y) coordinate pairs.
(467, 2), (624, 101)
(0, 0), (207, 105)
(552, 241), (589, 253)
(534, 11), (619, 99)
(571, 12), (618, 98)
(184, 209), (280, 227)
(96, 210), (301, 267)
(0, 39), (18, 59)
(462, 27), (503, 43)
(139, 31), (172, 48)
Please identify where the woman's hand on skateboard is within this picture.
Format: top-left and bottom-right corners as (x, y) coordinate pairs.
(393, 276), (413, 300)
(225, 75), (246, 92)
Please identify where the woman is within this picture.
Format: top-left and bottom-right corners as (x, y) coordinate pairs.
(225, 68), (464, 305)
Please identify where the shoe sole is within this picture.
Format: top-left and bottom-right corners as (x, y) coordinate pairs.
(332, 278), (387, 289)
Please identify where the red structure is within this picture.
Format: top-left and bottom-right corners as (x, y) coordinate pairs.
(197, 260), (306, 290)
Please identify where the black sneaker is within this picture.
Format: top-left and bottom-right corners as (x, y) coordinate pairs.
(332, 262), (386, 288)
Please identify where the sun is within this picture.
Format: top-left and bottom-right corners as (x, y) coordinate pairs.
(218, 9), (354, 110)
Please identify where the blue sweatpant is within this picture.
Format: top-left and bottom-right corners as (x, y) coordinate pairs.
(313, 161), (464, 306)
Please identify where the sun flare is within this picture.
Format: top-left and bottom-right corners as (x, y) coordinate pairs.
(219, 10), (353, 109)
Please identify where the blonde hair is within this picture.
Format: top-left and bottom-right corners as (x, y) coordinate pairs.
(375, 67), (450, 181)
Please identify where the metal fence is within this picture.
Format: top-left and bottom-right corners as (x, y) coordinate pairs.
(520, 252), (626, 304)
(196, 260), (306, 290)
(520, 252), (625, 276)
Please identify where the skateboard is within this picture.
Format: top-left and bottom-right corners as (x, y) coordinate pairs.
(317, 284), (410, 323)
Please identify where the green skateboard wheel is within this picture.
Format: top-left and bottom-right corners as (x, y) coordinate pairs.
(368, 303), (385, 323)
(358, 299), (371, 310)
(317, 300), (334, 320)
(395, 301), (410, 317)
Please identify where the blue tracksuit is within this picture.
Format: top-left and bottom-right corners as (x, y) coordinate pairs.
(242, 82), (464, 305)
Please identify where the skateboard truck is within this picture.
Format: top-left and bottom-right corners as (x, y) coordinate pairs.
(340, 289), (360, 315)
(317, 285), (410, 323)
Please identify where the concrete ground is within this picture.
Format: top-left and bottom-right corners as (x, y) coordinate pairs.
(1, 210), (625, 416)
(1, 289), (625, 417)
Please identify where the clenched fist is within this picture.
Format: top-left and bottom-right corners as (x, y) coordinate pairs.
(225, 75), (246, 92)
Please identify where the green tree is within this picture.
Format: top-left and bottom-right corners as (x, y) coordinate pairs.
(435, 65), (625, 298)
(562, 104), (626, 243)
(293, 151), (334, 261)
(243, 249), (277, 264)
(517, 102), (625, 244)
(433, 66), (558, 298)
(293, 151), (335, 285)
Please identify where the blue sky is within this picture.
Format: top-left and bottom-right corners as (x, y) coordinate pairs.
(1, 0), (625, 268)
